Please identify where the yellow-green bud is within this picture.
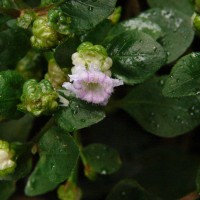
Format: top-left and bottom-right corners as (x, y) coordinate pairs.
(0, 140), (16, 176)
(18, 79), (58, 116)
(108, 6), (122, 24)
(17, 10), (36, 29)
(72, 42), (112, 76)
(45, 59), (69, 89)
(31, 16), (60, 50)
(57, 182), (82, 200)
(15, 50), (42, 80)
(193, 13), (200, 35)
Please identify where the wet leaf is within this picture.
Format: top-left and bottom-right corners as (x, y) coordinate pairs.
(107, 31), (166, 85)
(163, 53), (200, 97)
(121, 76), (200, 137)
(139, 8), (194, 63)
(82, 143), (121, 175)
(25, 126), (79, 196)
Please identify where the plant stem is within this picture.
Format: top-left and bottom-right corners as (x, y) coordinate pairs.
(179, 191), (199, 200)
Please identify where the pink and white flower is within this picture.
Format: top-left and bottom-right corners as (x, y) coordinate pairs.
(62, 68), (123, 105)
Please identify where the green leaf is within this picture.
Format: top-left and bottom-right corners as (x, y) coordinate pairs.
(54, 36), (80, 68)
(82, 143), (121, 175)
(54, 97), (105, 132)
(81, 19), (113, 44)
(0, 181), (15, 200)
(147, 0), (194, 16)
(121, 76), (200, 137)
(0, 70), (24, 120)
(139, 8), (194, 63)
(0, 114), (34, 142)
(61, 0), (117, 32)
(163, 53), (200, 97)
(106, 179), (159, 200)
(25, 126), (79, 196)
(107, 31), (166, 85)
(0, 25), (30, 66)
(105, 17), (163, 43)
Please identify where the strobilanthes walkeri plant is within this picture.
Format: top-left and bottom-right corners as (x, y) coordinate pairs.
(1, 0), (200, 200)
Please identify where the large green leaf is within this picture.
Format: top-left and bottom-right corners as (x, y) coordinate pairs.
(105, 17), (163, 43)
(0, 181), (15, 200)
(0, 26), (30, 66)
(54, 97), (105, 132)
(139, 8), (194, 63)
(147, 0), (194, 16)
(61, 0), (117, 32)
(82, 143), (121, 175)
(0, 70), (24, 120)
(106, 179), (159, 200)
(54, 36), (80, 68)
(25, 126), (79, 196)
(81, 19), (113, 44)
(121, 76), (200, 137)
(107, 31), (166, 85)
(163, 53), (200, 97)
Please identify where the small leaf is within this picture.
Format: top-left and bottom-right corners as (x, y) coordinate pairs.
(25, 126), (79, 196)
(82, 143), (121, 175)
(139, 8), (194, 63)
(105, 17), (163, 43)
(0, 181), (15, 200)
(107, 31), (166, 85)
(54, 36), (80, 68)
(61, 0), (117, 32)
(54, 97), (105, 132)
(147, 0), (194, 16)
(106, 179), (158, 200)
(0, 114), (34, 142)
(82, 19), (113, 44)
(0, 70), (24, 120)
(0, 26), (30, 66)
(121, 76), (200, 137)
(163, 53), (200, 97)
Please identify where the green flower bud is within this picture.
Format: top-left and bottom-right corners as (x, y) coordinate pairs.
(45, 59), (69, 89)
(108, 6), (122, 24)
(195, 0), (200, 13)
(193, 13), (200, 35)
(15, 50), (42, 80)
(17, 10), (36, 29)
(72, 42), (112, 76)
(57, 182), (82, 200)
(18, 79), (58, 116)
(0, 140), (16, 176)
(31, 16), (60, 49)
(48, 8), (72, 35)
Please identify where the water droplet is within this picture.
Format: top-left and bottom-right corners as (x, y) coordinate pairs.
(156, 124), (160, 128)
(88, 6), (94, 11)
(81, 119), (86, 123)
(150, 112), (155, 116)
(190, 112), (194, 116)
(160, 80), (164, 85)
(196, 90), (200, 95)
(121, 191), (126, 196)
(167, 52), (171, 56)
(153, 46), (157, 51)
(101, 169), (107, 175)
